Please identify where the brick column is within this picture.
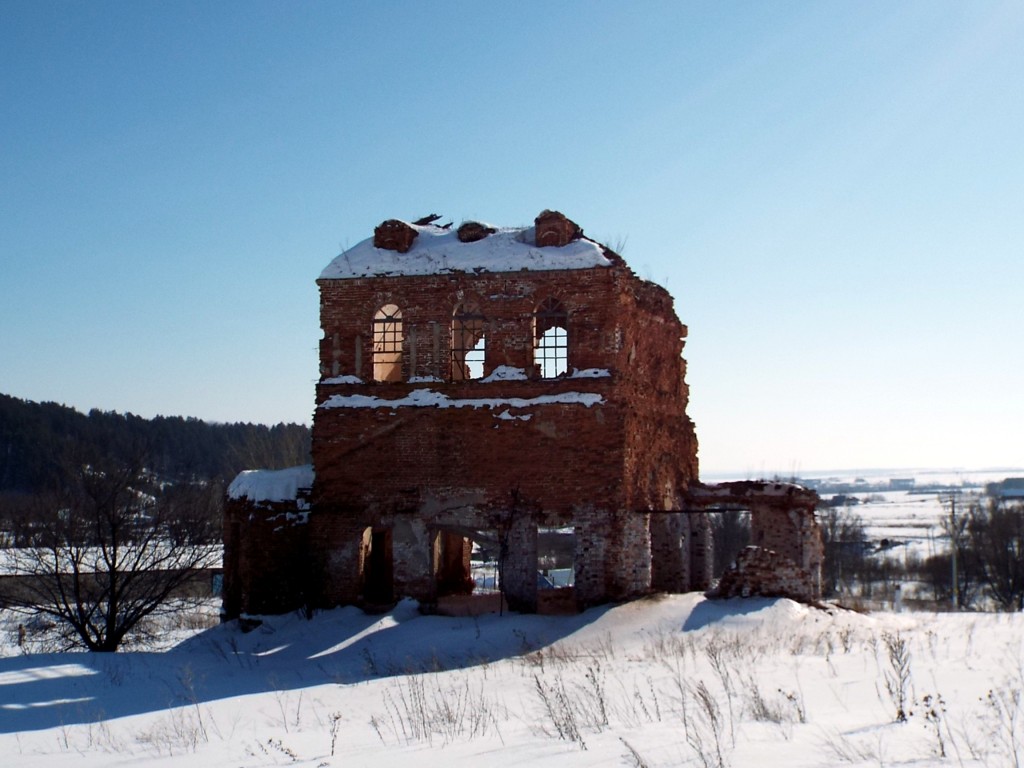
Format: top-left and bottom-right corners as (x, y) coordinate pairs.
(501, 515), (538, 612)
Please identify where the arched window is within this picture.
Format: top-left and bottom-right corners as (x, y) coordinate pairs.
(372, 304), (403, 382)
(534, 298), (568, 378)
(451, 303), (486, 380)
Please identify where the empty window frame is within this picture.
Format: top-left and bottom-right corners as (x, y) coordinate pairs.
(538, 526), (576, 588)
(534, 298), (568, 378)
(372, 304), (403, 382)
(451, 304), (486, 380)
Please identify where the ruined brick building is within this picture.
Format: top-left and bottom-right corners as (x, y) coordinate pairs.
(223, 210), (822, 618)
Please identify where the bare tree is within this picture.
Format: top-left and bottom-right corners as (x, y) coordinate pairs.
(938, 493), (981, 609)
(711, 509), (749, 577)
(818, 505), (867, 597)
(3, 451), (221, 651)
(968, 499), (1024, 612)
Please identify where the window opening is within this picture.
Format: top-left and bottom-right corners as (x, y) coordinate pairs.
(534, 298), (568, 378)
(362, 527), (394, 605)
(470, 532), (501, 594)
(451, 305), (486, 380)
(372, 304), (403, 382)
(538, 527), (576, 589)
(435, 530), (475, 596)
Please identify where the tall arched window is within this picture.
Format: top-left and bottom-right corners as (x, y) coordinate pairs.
(372, 304), (403, 382)
(534, 298), (568, 378)
(451, 303), (486, 380)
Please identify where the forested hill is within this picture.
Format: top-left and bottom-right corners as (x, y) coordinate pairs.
(0, 393), (311, 493)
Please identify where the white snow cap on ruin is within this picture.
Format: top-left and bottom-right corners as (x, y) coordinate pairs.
(228, 465), (315, 503)
(320, 215), (612, 279)
(319, 389), (604, 410)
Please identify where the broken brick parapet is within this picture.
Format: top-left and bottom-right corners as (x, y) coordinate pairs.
(686, 481), (819, 511)
(223, 496), (311, 617)
(709, 546), (820, 604)
(373, 219), (418, 253)
(534, 210), (583, 247)
(688, 481), (823, 602)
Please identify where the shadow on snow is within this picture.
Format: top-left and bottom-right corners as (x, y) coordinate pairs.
(0, 599), (610, 734)
(681, 596), (787, 631)
(0, 594), (797, 734)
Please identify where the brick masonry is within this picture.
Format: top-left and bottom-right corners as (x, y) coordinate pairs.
(223, 212), (822, 618)
(690, 481), (824, 603)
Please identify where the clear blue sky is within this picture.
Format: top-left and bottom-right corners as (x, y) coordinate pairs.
(2, 1), (1022, 475)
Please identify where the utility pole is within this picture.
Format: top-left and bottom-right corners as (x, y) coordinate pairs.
(941, 491), (960, 610)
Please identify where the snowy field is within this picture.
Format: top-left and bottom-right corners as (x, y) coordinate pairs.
(853, 491), (955, 564)
(706, 469), (1024, 564)
(817, 469), (1019, 565)
(2, 594), (1023, 767)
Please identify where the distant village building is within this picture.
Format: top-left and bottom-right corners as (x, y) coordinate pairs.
(222, 210), (822, 618)
(987, 478), (1024, 500)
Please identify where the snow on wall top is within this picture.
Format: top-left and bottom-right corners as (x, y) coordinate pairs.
(320, 224), (612, 279)
(228, 465), (315, 503)
(318, 389), (604, 411)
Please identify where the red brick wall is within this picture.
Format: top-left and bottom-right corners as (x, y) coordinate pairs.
(226, 258), (705, 616)
(308, 263), (701, 609)
(223, 497), (310, 616)
(317, 268), (649, 382)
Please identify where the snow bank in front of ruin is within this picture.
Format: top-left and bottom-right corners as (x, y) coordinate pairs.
(320, 224), (611, 279)
(227, 465), (314, 503)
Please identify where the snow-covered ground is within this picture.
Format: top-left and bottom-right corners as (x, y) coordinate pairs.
(851, 491), (957, 563)
(706, 468), (1024, 564)
(2, 594), (1022, 767)
(3, 469), (1022, 765)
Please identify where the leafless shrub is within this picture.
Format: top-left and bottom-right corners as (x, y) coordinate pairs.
(819, 730), (880, 764)
(681, 680), (729, 768)
(611, 675), (662, 726)
(916, 693), (947, 758)
(329, 712), (342, 757)
(882, 631), (912, 722)
(704, 639), (737, 746)
(621, 736), (651, 768)
(264, 738), (298, 762)
(533, 673), (586, 749)
(743, 676), (805, 728)
(371, 674), (505, 747)
(982, 684), (1023, 768)
(531, 665), (612, 746)
(136, 708), (207, 756)
(644, 626), (694, 663)
(838, 626), (855, 654)
(176, 664), (211, 743)
(584, 663), (609, 727)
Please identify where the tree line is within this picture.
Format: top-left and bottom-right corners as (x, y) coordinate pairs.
(0, 392), (311, 651)
(0, 392), (311, 493)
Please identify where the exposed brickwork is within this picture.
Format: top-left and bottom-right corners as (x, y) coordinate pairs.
(457, 221), (496, 243)
(373, 219), (418, 253)
(710, 545), (820, 604)
(689, 481), (823, 601)
(306, 246), (699, 612)
(222, 495), (311, 617)
(534, 210), (582, 247)
(223, 211), (822, 619)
